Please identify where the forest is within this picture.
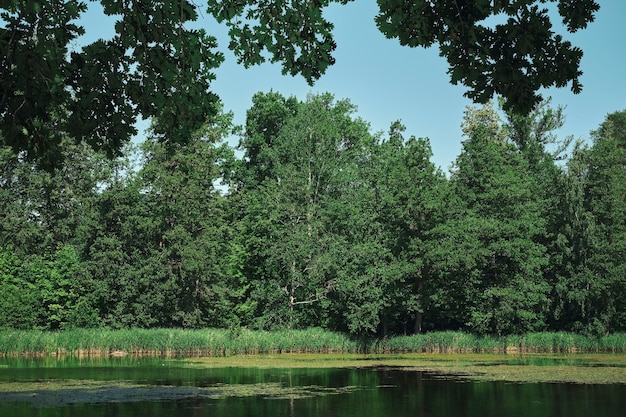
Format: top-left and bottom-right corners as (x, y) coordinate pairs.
(1, 92), (624, 337)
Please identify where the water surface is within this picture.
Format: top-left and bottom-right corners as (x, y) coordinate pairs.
(1, 355), (624, 417)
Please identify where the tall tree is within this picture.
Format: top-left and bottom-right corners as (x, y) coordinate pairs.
(501, 97), (573, 331)
(357, 122), (447, 335)
(584, 111), (626, 333)
(136, 119), (239, 328)
(234, 92), (373, 330)
(559, 110), (626, 335)
(235, 91), (299, 188)
(432, 102), (550, 335)
(83, 115), (240, 328)
(0, 136), (112, 329)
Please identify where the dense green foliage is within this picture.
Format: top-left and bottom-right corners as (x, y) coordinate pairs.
(375, 0), (598, 113)
(211, 0), (598, 114)
(1, 0), (223, 168)
(0, 92), (624, 338)
(1, 1), (598, 165)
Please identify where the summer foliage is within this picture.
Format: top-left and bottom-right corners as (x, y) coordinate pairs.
(0, 1), (622, 338)
(0, 93), (624, 337)
(1, 0), (598, 166)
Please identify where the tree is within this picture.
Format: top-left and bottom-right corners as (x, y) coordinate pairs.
(0, 135), (112, 257)
(432, 102), (550, 335)
(349, 122), (447, 335)
(0, 242), (101, 330)
(136, 120), (240, 328)
(325, 126), (395, 335)
(0, 145), (50, 255)
(28, 244), (91, 330)
(211, 0), (599, 114)
(235, 91), (299, 188)
(583, 111), (626, 333)
(2, 1), (599, 166)
(0, 246), (39, 329)
(1, 0), (222, 168)
(552, 142), (598, 333)
(82, 115), (241, 329)
(82, 168), (150, 328)
(558, 110), (626, 335)
(500, 97), (574, 332)
(234, 92), (374, 330)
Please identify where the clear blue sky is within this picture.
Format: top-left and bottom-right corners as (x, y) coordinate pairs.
(81, 1), (626, 172)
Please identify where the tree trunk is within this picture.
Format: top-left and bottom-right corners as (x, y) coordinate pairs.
(414, 276), (424, 334)
(414, 311), (422, 334)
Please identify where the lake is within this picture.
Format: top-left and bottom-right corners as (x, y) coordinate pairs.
(1, 354), (625, 416)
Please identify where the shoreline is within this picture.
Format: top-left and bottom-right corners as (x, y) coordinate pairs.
(2, 352), (626, 385)
(1, 328), (625, 357)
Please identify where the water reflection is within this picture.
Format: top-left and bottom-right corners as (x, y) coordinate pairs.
(1, 357), (624, 417)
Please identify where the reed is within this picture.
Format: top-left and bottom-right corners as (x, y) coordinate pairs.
(1, 329), (624, 356)
(599, 333), (626, 352)
(0, 328), (356, 356)
(510, 332), (601, 353)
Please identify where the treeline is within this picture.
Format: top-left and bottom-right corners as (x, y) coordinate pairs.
(0, 92), (624, 337)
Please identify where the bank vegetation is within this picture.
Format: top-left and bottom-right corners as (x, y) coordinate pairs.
(2, 95), (625, 339)
(1, 329), (626, 357)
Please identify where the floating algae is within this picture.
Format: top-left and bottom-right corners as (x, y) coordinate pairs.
(0, 379), (361, 408)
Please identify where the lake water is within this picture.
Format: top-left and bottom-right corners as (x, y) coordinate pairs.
(1, 356), (625, 417)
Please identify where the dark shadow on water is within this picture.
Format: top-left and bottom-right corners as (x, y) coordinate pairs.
(2, 357), (626, 416)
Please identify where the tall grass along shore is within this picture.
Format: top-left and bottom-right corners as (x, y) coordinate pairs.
(1, 328), (625, 357)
